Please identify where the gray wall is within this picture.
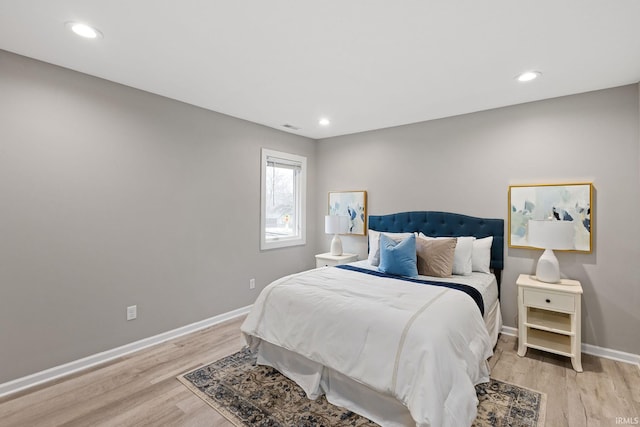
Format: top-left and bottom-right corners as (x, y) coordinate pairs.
(316, 85), (640, 355)
(0, 50), (317, 384)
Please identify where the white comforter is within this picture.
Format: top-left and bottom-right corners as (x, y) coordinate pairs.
(241, 266), (493, 427)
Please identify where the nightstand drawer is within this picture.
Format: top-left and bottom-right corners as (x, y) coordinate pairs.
(523, 288), (575, 312)
(317, 258), (342, 268)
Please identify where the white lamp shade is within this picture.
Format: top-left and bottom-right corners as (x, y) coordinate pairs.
(528, 220), (574, 250)
(325, 215), (349, 234)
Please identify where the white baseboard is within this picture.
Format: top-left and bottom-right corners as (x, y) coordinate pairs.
(581, 343), (640, 367)
(501, 325), (518, 337)
(0, 305), (252, 398)
(500, 326), (640, 367)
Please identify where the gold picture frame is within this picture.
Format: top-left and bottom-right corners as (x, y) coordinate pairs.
(508, 183), (593, 252)
(328, 190), (368, 235)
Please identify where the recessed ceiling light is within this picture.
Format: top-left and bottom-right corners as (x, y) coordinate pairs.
(66, 22), (103, 39)
(516, 71), (541, 82)
(318, 118), (331, 126)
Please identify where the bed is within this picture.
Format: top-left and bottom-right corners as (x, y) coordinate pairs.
(241, 211), (504, 427)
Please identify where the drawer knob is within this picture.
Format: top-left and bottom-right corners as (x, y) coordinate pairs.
(545, 298), (551, 303)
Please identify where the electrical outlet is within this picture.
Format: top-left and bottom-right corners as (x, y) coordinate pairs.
(249, 278), (255, 290)
(127, 305), (137, 321)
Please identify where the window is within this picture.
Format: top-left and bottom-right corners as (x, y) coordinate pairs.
(260, 148), (307, 250)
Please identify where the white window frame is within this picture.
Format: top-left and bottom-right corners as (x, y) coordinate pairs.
(260, 148), (307, 250)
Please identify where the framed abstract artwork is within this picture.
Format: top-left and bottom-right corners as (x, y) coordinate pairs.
(328, 191), (367, 235)
(508, 183), (593, 252)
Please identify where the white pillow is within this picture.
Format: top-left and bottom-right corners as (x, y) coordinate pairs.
(472, 236), (493, 273)
(418, 233), (475, 276)
(367, 230), (414, 266)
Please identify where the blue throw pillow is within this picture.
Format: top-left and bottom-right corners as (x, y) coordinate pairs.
(378, 233), (418, 278)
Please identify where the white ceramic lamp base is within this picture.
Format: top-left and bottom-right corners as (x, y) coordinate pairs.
(330, 234), (343, 256)
(535, 248), (560, 283)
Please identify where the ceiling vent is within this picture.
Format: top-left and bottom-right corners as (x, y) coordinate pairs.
(282, 124), (301, 131)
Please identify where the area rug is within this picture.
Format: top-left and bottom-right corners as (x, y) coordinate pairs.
(178, 348), (546, 427)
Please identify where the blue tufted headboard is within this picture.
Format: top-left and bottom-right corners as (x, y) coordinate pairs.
(368, 211), (504, 293)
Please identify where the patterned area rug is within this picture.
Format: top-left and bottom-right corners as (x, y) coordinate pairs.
(178, 348), (546, 427)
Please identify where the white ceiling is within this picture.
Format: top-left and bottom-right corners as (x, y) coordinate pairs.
(1, 1), (639, 139)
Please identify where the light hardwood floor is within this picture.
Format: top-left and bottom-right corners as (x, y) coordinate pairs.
(1, 316), (638, 426)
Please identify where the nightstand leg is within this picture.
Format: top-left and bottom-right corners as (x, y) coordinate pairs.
(517, 344), (527, 357)
(571, 355), (583, 372)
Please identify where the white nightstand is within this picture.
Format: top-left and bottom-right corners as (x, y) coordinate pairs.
(517, 274), (583, 372)
(315, 252), (358, 268)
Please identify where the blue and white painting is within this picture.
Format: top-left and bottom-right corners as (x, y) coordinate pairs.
(509, 183), (592, 252)
(329, 191), (367, 235)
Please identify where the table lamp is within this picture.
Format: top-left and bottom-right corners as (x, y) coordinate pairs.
(528, 219), (575, 283)
(325, 215), (349, 255)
